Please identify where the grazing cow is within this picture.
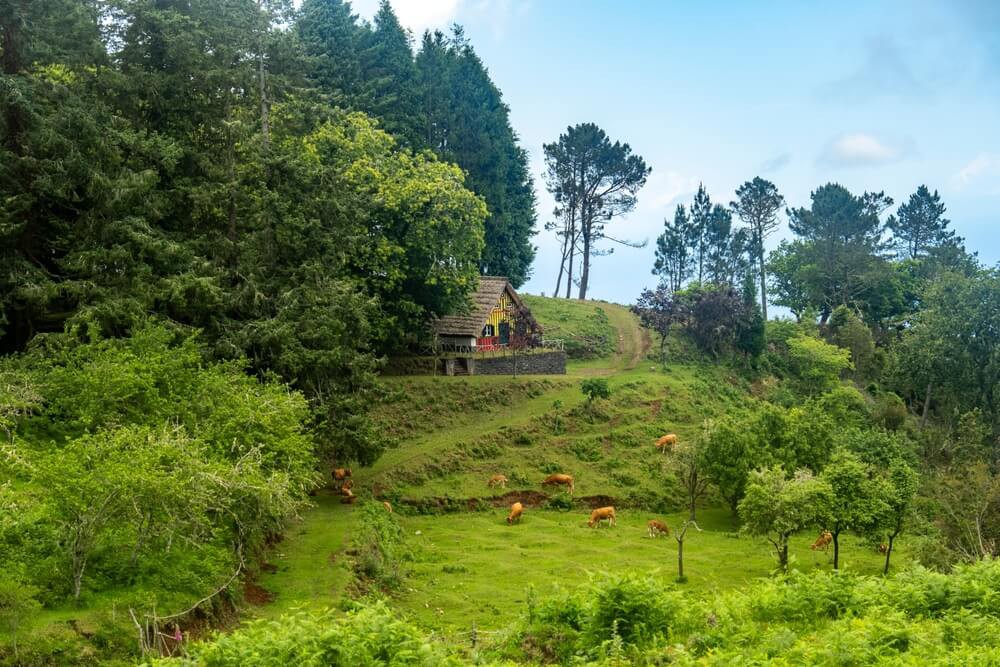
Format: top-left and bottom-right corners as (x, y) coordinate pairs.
(588, 506), (617, 528)
(647, 519), (670, 538)
(341, 479), (354, 492)
(655, 433), (678, 453)
(333, 468), (352, 481)
(507, 502), (524, 525)
(383, 501), (393, 513)
(487, 474), (509, 489)
(541, 473), (575, 494)
(340, 488), (357, 504)
(810, 531), (833, 551)
(877, 542), (888, 554)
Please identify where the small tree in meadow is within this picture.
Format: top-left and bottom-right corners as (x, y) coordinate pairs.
(581, 378), (611, 405)
(875, 459), (919, 575)
(819, 449), (888, 570)
(739, 466), (832, 571)
(668, 439), (710, 522)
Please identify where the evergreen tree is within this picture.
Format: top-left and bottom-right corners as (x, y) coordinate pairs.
(543, 122), (649, 299)
(786, 184), (891, 323)
(652, 205), (693, 292)
(704, 203), (734, 285)
(731, 177), (784, 320)
(359, 0), (422, 146)
(690, 184), (712, 283)
(887, 185), (958, 259)
(298, 0), (369, 106)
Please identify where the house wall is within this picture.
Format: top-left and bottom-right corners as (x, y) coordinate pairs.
(473, 351), (566, 375)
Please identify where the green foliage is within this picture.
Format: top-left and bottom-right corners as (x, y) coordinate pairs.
(353, 501), (407, 591)
(0, 324), (315, 608)
(739, 467), (833, 570)
(819, 450), (890, 568)
(148, 602), (459, 666)
(581, 378), (612, 404)
(544, 122), (650, 299)
(785, 334), (852, 396)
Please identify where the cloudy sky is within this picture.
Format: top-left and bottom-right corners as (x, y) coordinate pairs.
(352, 0), (1000, 304)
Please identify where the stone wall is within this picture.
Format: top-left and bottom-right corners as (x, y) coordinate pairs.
(473, 351), (566, 375)
(384, 351), (567, 376)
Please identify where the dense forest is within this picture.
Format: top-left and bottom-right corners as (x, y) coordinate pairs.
(2, 1), (1000, 665)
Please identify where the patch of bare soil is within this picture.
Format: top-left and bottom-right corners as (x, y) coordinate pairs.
(244, 581), (275, 605)
(490, 490), (550, 507)
(579, 494), (617, 509)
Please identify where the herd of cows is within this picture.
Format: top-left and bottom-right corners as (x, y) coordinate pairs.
(501, 433), (684, 537)
(327, 434), (688, 537)
(330, 432), (874, 552)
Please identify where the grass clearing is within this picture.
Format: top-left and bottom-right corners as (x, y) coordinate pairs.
(392, 508), (909, 632)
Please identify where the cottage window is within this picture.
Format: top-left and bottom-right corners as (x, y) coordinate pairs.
(482, 324), (495, 337)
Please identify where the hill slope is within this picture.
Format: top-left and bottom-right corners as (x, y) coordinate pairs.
(253, 297), (910, 632)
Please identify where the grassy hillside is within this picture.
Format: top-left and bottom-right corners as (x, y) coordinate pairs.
(252, 296), (915, 641)
(520, 295), (617, 360)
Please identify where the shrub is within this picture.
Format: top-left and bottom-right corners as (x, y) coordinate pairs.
(148, 603), (459, 666)
(352, 501), (407, 591)
(581, 378), (611, 403)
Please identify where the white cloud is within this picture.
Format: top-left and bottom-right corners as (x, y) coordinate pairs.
(644, 170), (699, 210)
(817, 132), (909, 167)
(952, 153), (998, 189)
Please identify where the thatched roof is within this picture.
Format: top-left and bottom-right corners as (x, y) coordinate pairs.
(433, 276), (533, 337)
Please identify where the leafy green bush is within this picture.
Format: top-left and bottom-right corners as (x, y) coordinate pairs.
(147, 603), (459, 667)
(352, 501), (407, 591)
(581, 378), (611, 403)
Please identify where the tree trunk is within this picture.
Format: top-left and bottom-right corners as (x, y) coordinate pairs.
(688, 494), (697, 522)
(920, 383), (932, 429)
(565, 237), (574, 299)
(832, 530), (840, 570)
(677, 537), (684, 580)
(578, 227), (590, 300)
(883, 533), (896, 576)
(758, 247), (768, 321)
(778, 542), (788, 571)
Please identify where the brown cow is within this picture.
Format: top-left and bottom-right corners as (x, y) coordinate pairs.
(647, 519), (670, 538)
(507, 502), (524, 525)
(588, 506), (616, 528)
(332, 468), (352, 481)
(383, 501), (393, 513)
(340, 488), (357, 504)
(810, 531), (833, 551)
(341, 479), (354, 492)
(655, 433), (678, 453)
(877, 542), (888, 554)
(541, 473), (574, 494)
(487, 474), (509, 489)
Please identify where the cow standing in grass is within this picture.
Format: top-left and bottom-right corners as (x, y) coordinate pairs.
(655, 433), (678, 453)
(541, 473), (574, 494)
(588, 506), (616, 528)
(488, 474), (508, 489)
(647, 519), (669, 537)
(507, 502), (524, 525)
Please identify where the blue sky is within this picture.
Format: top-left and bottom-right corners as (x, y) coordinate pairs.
(352, 0), (1000, 304)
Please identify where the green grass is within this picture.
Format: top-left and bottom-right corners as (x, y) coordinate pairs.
(250, 295), (914, 650)
(253, 492), (356, 618)
(392, 508), (908, 632)
(521, 295), (618, 360)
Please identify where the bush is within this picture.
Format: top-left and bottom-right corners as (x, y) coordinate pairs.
(147, 603), (458, 666)
(581, 378), (611, 403)
(352, 501), (407, 591)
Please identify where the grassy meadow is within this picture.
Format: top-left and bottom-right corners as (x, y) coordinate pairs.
(252, 297), (912, 643)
